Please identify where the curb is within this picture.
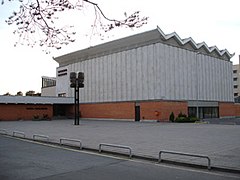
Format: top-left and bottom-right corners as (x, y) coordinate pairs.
(1, 133), (240, 175)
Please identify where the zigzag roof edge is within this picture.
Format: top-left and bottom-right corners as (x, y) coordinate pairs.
(156, 26), (234, 59)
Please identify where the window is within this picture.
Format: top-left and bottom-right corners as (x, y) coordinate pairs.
(234, 93), (238, 97)
(58, 93), (66, 97)
(42, 78), (56, 88)
(58, 69), (67, 77)
(233, 77), (238, 81)
(188, 107), (219, 119)
(233, 70), (237, 73)
(234, 85), (238, 89)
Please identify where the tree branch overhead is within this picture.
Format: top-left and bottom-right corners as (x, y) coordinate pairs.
(2, 0), (148, 53)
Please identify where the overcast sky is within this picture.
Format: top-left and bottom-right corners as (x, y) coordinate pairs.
(0, 0), (239, 95)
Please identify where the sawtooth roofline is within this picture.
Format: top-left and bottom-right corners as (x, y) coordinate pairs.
(53, 26), (234, 66)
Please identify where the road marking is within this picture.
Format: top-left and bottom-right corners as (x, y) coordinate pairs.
(2, 134), (240, 179)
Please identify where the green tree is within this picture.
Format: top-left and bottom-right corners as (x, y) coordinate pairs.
(16, 91), (23, 96)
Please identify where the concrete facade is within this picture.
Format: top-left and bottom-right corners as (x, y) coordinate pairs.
(51, 27), (237, 120)
(54, 27), (234, 104)
(233, 56), (240, 99)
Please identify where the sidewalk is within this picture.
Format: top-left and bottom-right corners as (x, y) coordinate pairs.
(0, 119), (240, 171)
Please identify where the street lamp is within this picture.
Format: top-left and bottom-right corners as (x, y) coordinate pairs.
(70, 72), (84, 125)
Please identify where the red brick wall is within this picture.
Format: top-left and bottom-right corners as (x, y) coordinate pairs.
(140, 101), (188, 121)
(219, 102), (240, 117)
(80, 102), (135, 119)
(234, 104), (240, 117)
(79, 101), (188, 121)
(219, 102), (236, 117)
(0, 104), (53, 121)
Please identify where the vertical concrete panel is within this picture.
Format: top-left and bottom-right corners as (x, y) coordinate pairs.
(221, 61), (226, 101)
(154, 43), (159, 99)
(131, 49), (137, 100)
(116, 52), (122, 101)
(81, 61), (86, 102)
(126, 50), (132, 100)
(121, 51), (127, 101)
(137, 47), (143, 100)
(111, 53), (117, 101)
(199, 54), (205, 100)
(174, 48), (180, 99)
(95, 57), (100, 102)
(181, 49), (187, 100)
(203, 55), (208, 100)
(187, 52), (193, 100)
(216, 59), (221, 101)
(225, 61), (230, 101)
(84, 60), (89, 102)
(168, 46), (175, 100)
(164, 45), (171, 100)
(142, 46), (149, 100)
(147, 44), (154, 99)
(224, 61), (228, 101)
(160, 43), (167, 99)
(99, 57), (104, 102)
(206, 57), (211, 100)
(219, 61), (224, 100)
(186, 50), (191, 100)
(107, 54), (112, 101)
(193, 52), (197, 100)
(103, 55), (108, 101)
(154, 43), (160, 99)
(212, 58), (218, 101)
(95, 58), (99, 102)
(203, 55), (207, 100)
(197, 54), (201, 100)
(90, 58), (95, 102)
(209, 57), (214, 100)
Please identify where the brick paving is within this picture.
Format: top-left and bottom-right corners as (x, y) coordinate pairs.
(0, 119), (240, 171)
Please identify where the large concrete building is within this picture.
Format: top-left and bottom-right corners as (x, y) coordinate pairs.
(233, 56), (240, 102)
(53, 27), (240, 120)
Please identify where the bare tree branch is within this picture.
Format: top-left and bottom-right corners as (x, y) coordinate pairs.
(2, 0), (148, 53)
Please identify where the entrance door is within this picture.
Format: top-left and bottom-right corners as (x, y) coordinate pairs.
(135, 106), (140, 121)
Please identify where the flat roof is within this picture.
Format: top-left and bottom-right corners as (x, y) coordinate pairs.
(0, 96), (74, 104)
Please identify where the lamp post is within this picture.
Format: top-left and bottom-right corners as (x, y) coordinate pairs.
(70, 72), (84, 125)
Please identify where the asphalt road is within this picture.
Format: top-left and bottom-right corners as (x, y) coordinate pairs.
(0, 135), (239, 180)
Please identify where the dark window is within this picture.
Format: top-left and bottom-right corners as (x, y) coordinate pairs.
(233, 70), (237, 73)
(234, 85), (238, 89)
(58, 69), (67, 77)
(188, 107), (219, 119)
(233, 78), (238, 81)
(234, 93), (238, 96)
(188, 107), (197, 117)
(58, 93), (66, 97)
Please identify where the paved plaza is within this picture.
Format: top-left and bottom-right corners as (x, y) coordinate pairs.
(0, 119), (240, 171)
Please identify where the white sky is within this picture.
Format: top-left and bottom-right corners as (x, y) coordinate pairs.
(0, 0), (239, 95)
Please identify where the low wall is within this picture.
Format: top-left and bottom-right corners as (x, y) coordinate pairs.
(0, 104), (53, 121)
